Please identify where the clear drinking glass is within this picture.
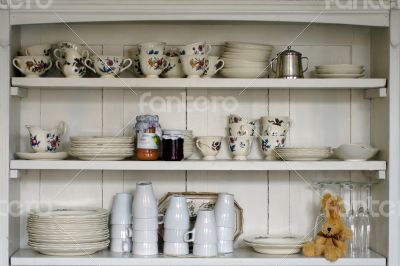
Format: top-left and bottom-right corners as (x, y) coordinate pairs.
(345, 182), (359, 257)
(359, 183), (372, 256)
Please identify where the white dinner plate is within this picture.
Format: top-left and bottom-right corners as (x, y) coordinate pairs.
(220, 68), (268, 78)
(315, 68), (365, 74)
(225, 42), (273, 50)
(314, 73), (365, 78)
(16, 152), (68, 160)
(316, 64), (363, 69)
(29, 245), (109, 256)
(244, 234), (310, 245)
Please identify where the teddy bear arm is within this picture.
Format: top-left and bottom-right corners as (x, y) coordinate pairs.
(324, 245), (342, 262)
(303, 241), (325, 257)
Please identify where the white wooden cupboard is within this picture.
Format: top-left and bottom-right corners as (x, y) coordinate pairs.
(1, 1), (399, 266)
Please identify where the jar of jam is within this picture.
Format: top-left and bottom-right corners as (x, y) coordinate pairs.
(135, 115), (162, 161)
(162, 130), (184, 161)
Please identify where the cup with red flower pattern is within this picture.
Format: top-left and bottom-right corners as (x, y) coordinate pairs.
(13, 56), (52, 78)
(260, 135), (286, 160)
(139, 53), (168, 78)
(180, 54), (209, 78)
(26, 121), (67, 153)
(179, 42), (212, 56)
(195, 136), (223, 161)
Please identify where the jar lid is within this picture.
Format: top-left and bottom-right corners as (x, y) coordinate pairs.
(163, 129), (184, 136)
(136, 115), (159, 122)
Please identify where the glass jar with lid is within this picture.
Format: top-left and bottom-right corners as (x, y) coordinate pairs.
(135, 115), (162, 161)
(162, 130), (184, 161)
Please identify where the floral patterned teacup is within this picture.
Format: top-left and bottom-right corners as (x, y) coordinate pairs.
(56, 57), (86, 78)
(13, 56), (52, 78)
(85, 55), (132, 78)
(203, 56), (224, 78)
(26, 121), (67, 153)
(195, 136), (223, 161)
(260, 116), (291, 135)
(228, 136), (254, 160)
(260, 135), (286, 160)
(127, 47), (143, 77)
(138, 42), (166, 55)
(228, 123), (255, 137)
(180, 54), (209, 78)
(179, 42), (212, 56)
(265, 124), (289, 137)
(139, 54), (167, 78)
(162, 56), (185, 78)
(228, 114), (257, 126)
(54, 48), (89, 65)
(20, 44), (52, 56)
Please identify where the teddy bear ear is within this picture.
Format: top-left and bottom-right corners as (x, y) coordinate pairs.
(321, 193), (332, 210)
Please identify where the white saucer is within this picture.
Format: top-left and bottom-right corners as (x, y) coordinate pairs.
(16, 152), (68, 160)
(315, 73), (365, 78)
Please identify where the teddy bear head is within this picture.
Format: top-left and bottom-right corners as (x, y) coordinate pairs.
(321, 216), (347, 238)
(321, 193), (345, 219)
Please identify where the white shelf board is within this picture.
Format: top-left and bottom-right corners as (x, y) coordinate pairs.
(10, 159), (386, 172)
(11, 248), (386, 266)
(11, 78), (387, 90)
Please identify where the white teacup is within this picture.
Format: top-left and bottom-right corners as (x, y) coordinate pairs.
(180, 54), (209, 78)
(110, 238), (132, 253)
(138, 42), (166, 55)
(111, 224), (133, 238)
(260, 116), (291, 135)
(26, 121), (66, 153)
(55, 41), (90, 57)
(228, 123), (255, 137)
(20, 44), (52, 56)
(111, 193), (133, 225)
(164, 242), (189, 256)
(260, 135), (286, 160)
(195, 136), (223, 160)
(13, 56), (52, 78)
(163, 229), (187, 243)
(217, 226), (235, 241)
(228, 114), (257, 126)
(139, 53), (167, 78)
(193, 243), (218, 257)
(56, 58), (86, 78)
(264, 124), (289, 137)
(132, 242), (158, 256)
(184, 209), (217, 245)
(215, 193), (235, 228)
(133, 181), (158, 219)
(164, 194), (190, 230)
(54, 48), (89, 64)
(179, 42), (211, 55)
(85, 55), (132, 78)
(162, 56), (185, 78)
(228, 136), (254, 160)
(132, 230), (158, 243)
(203, 56), (224, 78)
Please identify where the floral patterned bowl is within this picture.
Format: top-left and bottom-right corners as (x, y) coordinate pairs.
(13, 56), (52, 78)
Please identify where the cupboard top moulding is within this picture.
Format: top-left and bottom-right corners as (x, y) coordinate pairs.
(8, 0), (390, 26)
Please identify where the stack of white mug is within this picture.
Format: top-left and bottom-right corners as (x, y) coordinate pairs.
(163, 195), (190, 256)
(132, 181), (159, 255)
(215, 193), (235, 254)
(110, 193), (133, 253)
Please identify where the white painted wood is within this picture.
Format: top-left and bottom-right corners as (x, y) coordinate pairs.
(10, 160), (387, 172)
(12, 78), (387, 90)
(10, 248), (386, 266)
(10, 87), (27, 98)
(365, 88), (387, 98)
(9, 170), (21, 179)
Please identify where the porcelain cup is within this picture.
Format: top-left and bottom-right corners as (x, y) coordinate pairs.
(26, 121), (66, 153)
(13, 56), (52, 78)
(217, 226), (235, 241)
(54, 48), (89, 65)
(179, 42), (211, 55)
(228, 136), (254, 160)
(127, 46), (143, 77)
(163, 229), (187, 243)
(133, 181), (158, 219)
(111, 238), (132, 253)
(203, 56), (224, 78)
(180, 54), (209, 78)
(217, 240), (233, 254)
(139, 53), (167, 78)
(111, 224), (133, 238)
(85, 55), (132, 78)
(184, 209), (217, 245)
(55, 41), (90, 57)
(163, 242), (189, 256)
(20, 44), (52, 56)
(111, 193), (133, 225)
(195, 136), (223, 161)
(228, 123), (255, 137)
(132, 230), (158, 243)
(55, 57), (86, 78)
(260, 116), (291, 135)
(164, 194), (190, 230)
(138, 42), (166, 55)
(215, 193), (235, 228)
(260, 135), (286, 160)
(228, 114), (257, 126)
(132, 242), (158, 255)
(193, 243), (218, 257)
(132, 217), (160, 230)
(264, 124), (289, 137)
(162, 56), (185, 78)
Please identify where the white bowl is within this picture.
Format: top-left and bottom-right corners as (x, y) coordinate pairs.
(334, 144), (379, 161)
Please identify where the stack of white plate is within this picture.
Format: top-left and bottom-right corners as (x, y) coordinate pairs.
(27, 208), (110, 256)
(244, 234), (309, 255)
(220, 42), (273, 78)
(183, 130), (194, 159)
(314, 64), (365, 78)
(275, 147), (332, 161)
(69, 136), (134, 161)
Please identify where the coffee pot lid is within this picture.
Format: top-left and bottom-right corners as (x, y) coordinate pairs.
(279, 46), (302, 56)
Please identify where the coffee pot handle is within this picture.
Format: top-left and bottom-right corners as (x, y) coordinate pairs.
(302, 57), (309, 73)
(270, 57), (277, 74)
(183, 229), (195, 243)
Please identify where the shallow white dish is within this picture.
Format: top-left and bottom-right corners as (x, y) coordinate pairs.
(16, 152), (68, 160)
(315, 73), (365, 78)
(244, 234), (309, 245)
(334, 144), (379, 161)
(316, 68), (365, 74)
(225, 42), (273, 50)
(245, 243), (302, 255)
(316, 64), (363, 69)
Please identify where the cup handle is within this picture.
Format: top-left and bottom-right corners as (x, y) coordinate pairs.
(84, 58), (96, 73)
(12, 58), (23, 72)
(127, 227), (133, 238)
(215, 59), (224, 72)
(205, 44), (212, 55)
(183, 230), (195, 243)
(161, 56), (169, 70)
(45, 60), (53, 72)
(55, 60), (62, 71)
(302, 57), (309, 73)
(158, 213), (164, 225)
(53, 48), (62, 60)
(120, 58), (133, 73)
(195, 139), (204, 152)
(81, 49), (90, 59)
(24, 49), (30, 56)
(57, 121), (67, 136)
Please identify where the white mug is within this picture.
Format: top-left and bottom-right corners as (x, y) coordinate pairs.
(217, 226), (234, 241)
(132, 230), (158, 243)
(184, 209), (217, 245)
(133, 181), (158, 219)
(215, 193), (235, 228)
(180, 54), (209, 78)
(217, 240), (233, 254)
(163, 242), (189, 256)
(193, 243), (218, 257)
(164, 194), (189, 230)
(228, 136), (254, 160)
(203, 56), (224, 78)
(110, 238), (132, 253)
(111, 193), (133, 225)
(132, 217), (160, 230)
(111, 224), (133, 238)
(163, 229), (187, 243)
(195, 136), (223, 161)
(132, 242), (158, 256)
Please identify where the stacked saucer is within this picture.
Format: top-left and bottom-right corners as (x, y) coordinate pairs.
(27, 208), (110, 256)
(244, 235), (309, 255)
(314, 64), (365, 78)
(69, 136), (134, 161)
(183, 130), (194, 159)
(220, 42), (273, 78)
(275, 147), (332, 161)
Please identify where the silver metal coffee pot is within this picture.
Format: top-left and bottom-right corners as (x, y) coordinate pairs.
(272, 46), (309, 79)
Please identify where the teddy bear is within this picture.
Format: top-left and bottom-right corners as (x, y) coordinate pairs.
(303, 193), (352, 262)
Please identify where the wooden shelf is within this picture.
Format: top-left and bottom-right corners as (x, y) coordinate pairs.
(11, 78), (386, 90)
(11, 248), (386, 266)
(10, 159), (386, 173)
